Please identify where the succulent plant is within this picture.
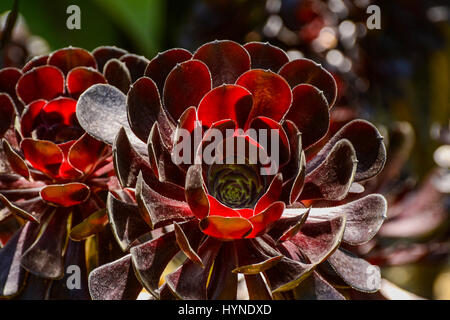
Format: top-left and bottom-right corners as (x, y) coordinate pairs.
(78, 40), (388, 300)
(0, 45), (146, 299)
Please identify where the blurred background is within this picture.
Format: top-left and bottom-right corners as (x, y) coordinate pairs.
(1, 0), (449, 299)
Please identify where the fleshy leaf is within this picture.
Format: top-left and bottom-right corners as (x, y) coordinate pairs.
(136, 172), (193, 229)
(2, 139), (29, 178)
(22, 55), (48, 73)
(244, 42), (289, 72)
(245, 274), (273, 300)
(103, 58), (132, 94)
(308, 194), (387, 245)
(0, 196), (46, 223)
(0, 67), (22, 101)
(193, 40), (251, 87)
(16, 66), (64, 105)
(162, 59), (212, 121)
(130, 231), (179, 298)
(293, 271), (346, 300)
(0, 94), (15, 137)
(185, 165), (209, 219)
(70, 209), (108, 241)
(327, 248), (381, 293)
(113, 127), (154, 188)
(88, 254), (142, 300)
(66, 67), (106, 99)
(47, 47), (97, 75)
(199, 215), (252, 240)
(174, 221), (204, 267)
(301, 139), (357, 201)
(127, 77), (173, 143)
(197, 84), (253, 128)
(106, 193), (150, 251)
(41, 97), (77, 126)
(40, 183), (90, 207)
(207, 242), (238, 300)
(285, 84), (330, 149)
(21, 138), (63, 178)
(92, 46), (128, 72)
(307, 120), (386, 182)
(247, 202), (285, 238)
(68, 133), (107, 175)
(0, 222), (38, 298)
(233, 238), (283, 274)
(254, 173), (283, 214)
(166, 237), (222, 300)
(20, 99), (46, 138)
(236, 69), (292, 125)
(289, 215), (346, 264)
(76, 84), (147, 154)
(269, 207), (310, 243)
(119, 54), (149, 82)
(279, 58), (337, 107)
(21, 210), (69, 279)
(145, 48), (193, 93)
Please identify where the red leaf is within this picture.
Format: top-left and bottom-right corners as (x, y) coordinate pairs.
(236, 69), (292, 126)
(197, 84), (253, 128)
(16, 66), (65, 105)
(20, 138), (63, 177)
(40, 183), (90, 207)
(66, 67), (106, 99)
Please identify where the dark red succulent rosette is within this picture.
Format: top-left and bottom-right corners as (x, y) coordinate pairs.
(0, 46), (146, 299)
(78, 40), (388, 300)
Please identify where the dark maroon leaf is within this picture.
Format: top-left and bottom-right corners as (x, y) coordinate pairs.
(103, 58), (132, 94)
(22, 55), (48, 73)
(113, 127), (155, 188)
(16, 66), (64, 105)
(136, 172), (193, 229)
(285, 84), (330, 149)
(327, 248), (381, 293)
(309, 194), (387, 245)
(2, 138), (29, 178)
(289, 215), (345, 264)
(245, 274), (273, 300)
(301, 139), (357, 201)
(106, 193), (150, 251)
(130, 231), (178, 298)
(162, 59), (212, 121)
(165, 237), (222, 300)
(0, 222), (38, 297)
(293, 271), (346, 300)
(21, 209), (69, 279)
(208, 242), (238, 300)
(185, 165), (209, 220)
(307, 120), (386, 182)
(145, 48), (193, 93)
(279, 58), (337, 107)
(0, 94), (15, 137)
(120, 54), (149, 82)
(174, 220), (205, 266)
(244, 42), (289, 72)
(88, 254), (142, 300)
(193, 40), (250, 87)
(233, 238), (283, 274)
(92, 46), (128, 72)
(127, 77), (174, 143)
(197, 84), (253, 128)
